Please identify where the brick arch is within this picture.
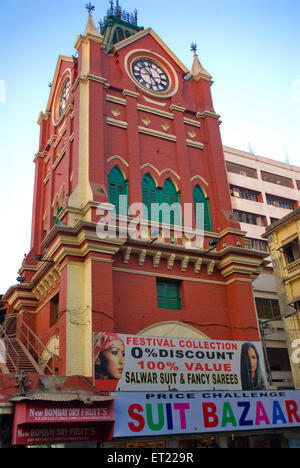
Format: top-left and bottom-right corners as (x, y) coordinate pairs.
(138, 321), (211, 340)
(140, 163), (181, 190)
(106, 156), (129, 181)
(190, 175), (209, 198)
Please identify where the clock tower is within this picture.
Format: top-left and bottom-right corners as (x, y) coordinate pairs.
(4, 3), (267, 377)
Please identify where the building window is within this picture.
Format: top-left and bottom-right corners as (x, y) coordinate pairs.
(261, 171), (293, 188)
(267, 348), (292, 373)
(157, 280), (181, 310)
(108, 167), (128, 215)
(255, 298), (280, 320)
(244, 238), (269, 252)
(234, 210), (266, 226)
(142, 175), (181, 225)
(266, 195), (295, 210)
(112, 27), (133, 45)
(282, 240), (300, 265)
(193, 185), (212, 232)
(226, 162), (257, 179)
(230, 186), (260, 202)
(50, 294), (60, 328)
(160, 179), (181, 226)
(142, 174), (159, 221)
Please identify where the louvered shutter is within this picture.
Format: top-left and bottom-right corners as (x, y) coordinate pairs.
(157, 280), (181, 310)
(142, 175), (159, 221)
(108, 168), (128, 215)
(159, 179), (180, 226)
(193, 185), (212, 232)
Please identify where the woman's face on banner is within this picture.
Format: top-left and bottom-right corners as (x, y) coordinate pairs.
(248, 346), (258, 375)
(103, 345), (125, 379)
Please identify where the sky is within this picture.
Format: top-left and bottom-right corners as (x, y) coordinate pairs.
(0, 0), (299, 293)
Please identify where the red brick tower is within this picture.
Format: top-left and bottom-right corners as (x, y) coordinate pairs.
(4, 4), (266, 377)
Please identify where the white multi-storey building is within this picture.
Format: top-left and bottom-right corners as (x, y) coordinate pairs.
(224, 146), (300, 389)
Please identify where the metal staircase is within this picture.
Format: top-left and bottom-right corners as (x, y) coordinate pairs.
(0, 315), (58, 375)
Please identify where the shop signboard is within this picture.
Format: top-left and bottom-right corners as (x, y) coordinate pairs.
(93, 332), (267, 392)
(12, 401), (115, 446)
(113, 391), (300, 438)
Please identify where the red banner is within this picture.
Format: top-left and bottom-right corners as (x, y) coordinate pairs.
(16, 401), (114, 424)
(12, 401), (114, 445)
(13, 424), (111, 445)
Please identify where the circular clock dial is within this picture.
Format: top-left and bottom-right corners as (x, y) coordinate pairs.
(58, 78), (71, 118)
(132, 59), (170, 92)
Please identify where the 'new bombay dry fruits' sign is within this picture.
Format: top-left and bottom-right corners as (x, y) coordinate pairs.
(93, 332), (267, 392)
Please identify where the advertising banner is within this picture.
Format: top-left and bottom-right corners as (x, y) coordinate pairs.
(113, 391), (300, 438)
(93, 332), (267, 391)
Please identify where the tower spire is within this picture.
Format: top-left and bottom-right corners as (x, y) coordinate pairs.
(83, 3), (103, 39)
(190, 42), (212, 82)
(100, 1), (143, 52)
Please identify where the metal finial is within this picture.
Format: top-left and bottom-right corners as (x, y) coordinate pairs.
(191, 42), (198, 54)
(85, 2), (95, 15)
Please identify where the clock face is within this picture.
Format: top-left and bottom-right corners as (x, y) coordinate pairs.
(58, 78), (71, 118)
(132, 59), (170, 93)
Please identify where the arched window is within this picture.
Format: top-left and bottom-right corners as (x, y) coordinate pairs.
(160, 179), (181, 226)
(142, 175), (181, 225)
(193, 185), (212, 232)
(108, 167), (128, 215)
(142, 174), (159, 221)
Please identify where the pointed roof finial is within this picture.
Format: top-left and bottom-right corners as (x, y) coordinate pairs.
(191, 42), (198, 54)
(83, 4), (103, 39)
(85, 2), (95, 15)
(190, 43), (212, 82)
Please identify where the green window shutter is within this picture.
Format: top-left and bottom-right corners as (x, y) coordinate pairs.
(193, 185), (212, 232)
(157, 281), (168, 309)
(142, 174), (159, 221)
(157, 280), (181, 310)
(108, 167), (128, 215)
(159, 179), (180, 226)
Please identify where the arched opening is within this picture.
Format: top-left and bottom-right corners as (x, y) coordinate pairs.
(108, 167), (128, 215)
(193, 185), (212, 232)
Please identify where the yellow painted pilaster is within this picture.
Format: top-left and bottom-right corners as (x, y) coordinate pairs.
(65, 259), (93, 376)
(68, 36), (93, 223)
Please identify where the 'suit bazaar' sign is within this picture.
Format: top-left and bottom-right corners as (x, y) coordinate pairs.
(93, 332), (267, 391)
(112, 391), (300, 438)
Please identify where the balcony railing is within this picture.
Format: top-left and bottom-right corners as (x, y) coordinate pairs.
(285, 258), (300, 275)
(100, 4), (138, 32)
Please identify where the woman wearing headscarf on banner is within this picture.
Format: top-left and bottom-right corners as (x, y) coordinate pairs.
(94, 332), (125, 391)
(240, 342), (266, 390)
